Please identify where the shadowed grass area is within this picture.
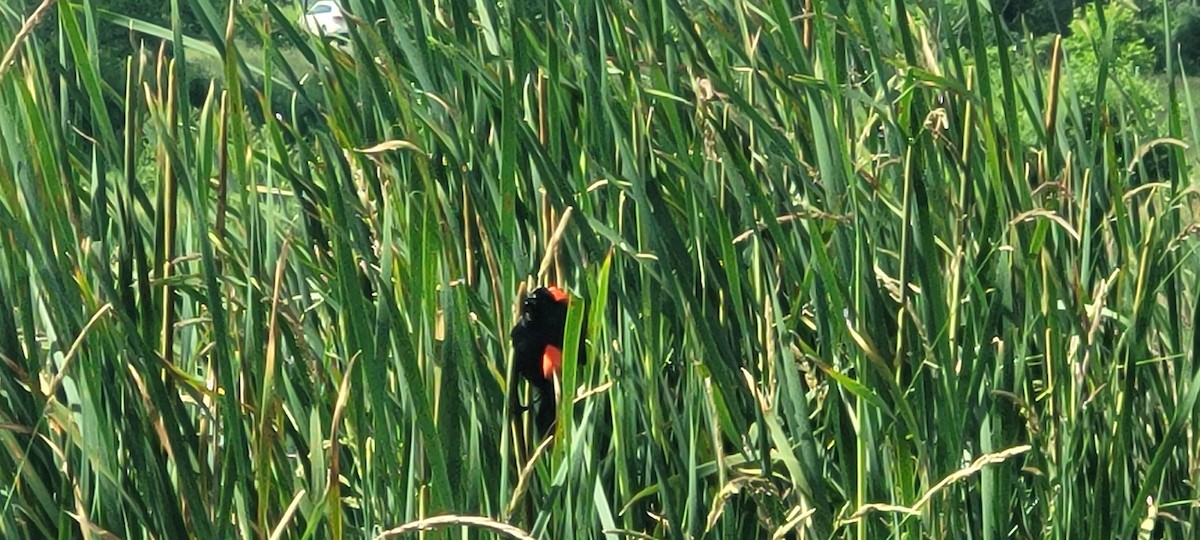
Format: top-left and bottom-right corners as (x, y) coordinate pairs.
(1, 0), (1198, 538)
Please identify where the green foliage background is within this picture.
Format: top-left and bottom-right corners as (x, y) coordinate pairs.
(1, 0), (1199, 538)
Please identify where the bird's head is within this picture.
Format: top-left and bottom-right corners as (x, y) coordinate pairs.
(520, 286), (569, 323)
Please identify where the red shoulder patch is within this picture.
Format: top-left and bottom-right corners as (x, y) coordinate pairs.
(546, 286), (569, 303)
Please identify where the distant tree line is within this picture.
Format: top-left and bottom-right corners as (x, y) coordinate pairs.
(1002, 0), (1200, 74)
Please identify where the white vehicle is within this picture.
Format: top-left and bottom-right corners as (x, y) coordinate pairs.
(299, 1), (348, 37)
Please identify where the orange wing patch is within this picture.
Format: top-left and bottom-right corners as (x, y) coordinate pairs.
(542, 345), (563, 379)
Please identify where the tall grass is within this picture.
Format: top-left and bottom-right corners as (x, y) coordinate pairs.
(1, 0), (1198, 537)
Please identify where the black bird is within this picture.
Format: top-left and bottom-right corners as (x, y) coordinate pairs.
(510, 286), (583, 435)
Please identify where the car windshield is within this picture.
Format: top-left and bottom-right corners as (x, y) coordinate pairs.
(310, 6), (332, 14)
